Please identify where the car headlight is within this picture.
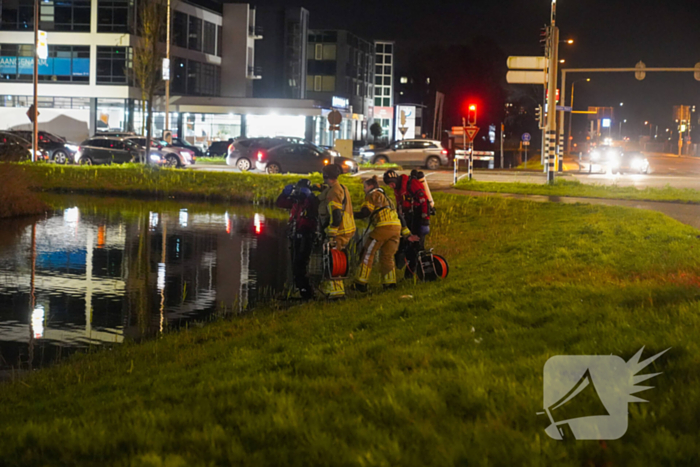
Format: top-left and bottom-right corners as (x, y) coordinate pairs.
(362, 151), (375, 157)
(630, 158), (642, 169)
(65, 144), (79, 152)
(149, 153), (162, 161)
(344, 160), (354, 167)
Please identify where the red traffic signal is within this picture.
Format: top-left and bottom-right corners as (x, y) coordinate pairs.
(467, 104), (477, 126)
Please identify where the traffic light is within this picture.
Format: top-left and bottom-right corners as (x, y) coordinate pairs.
(467, 104), (477, 126)
(535, 105), (544, 129)
(539, 25), (550, 52)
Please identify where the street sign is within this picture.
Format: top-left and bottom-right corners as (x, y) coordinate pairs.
(523, 141), (530, 147)
(37, 31), (48, 60)
(506, 70), (545, 84)
(635, 61), (646, 81)
(26, 104), (39, 123)
(465, 126), (479, 142)
(507, 56), (546, 70)
(452, 126), (464, 135)
(328, 110), (342, 131)
(162, 58), (170, 81)
(522, 132), (531, 142)
(556, 105), (572, 112)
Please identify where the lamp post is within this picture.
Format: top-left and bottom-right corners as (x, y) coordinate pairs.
(545, 0), (559, 182)
(566, 78), (589, 155)
(164, 0), (171, 139)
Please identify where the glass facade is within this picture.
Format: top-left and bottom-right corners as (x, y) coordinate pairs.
(0, 44), (89, 82)
(97, 0), (129, 33)
(374, 42), (394, 107)
(171, 57), (220, 96)
(41, 0), (91, 32)
(96, 47), (131, 84)
(1, 0), (34, 30)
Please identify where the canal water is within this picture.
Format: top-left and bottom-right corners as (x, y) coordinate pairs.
(0, 195), (291, 374)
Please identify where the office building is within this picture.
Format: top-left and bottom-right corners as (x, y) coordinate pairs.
(253, 6), (309, 100)
(372, 40), (394, 142)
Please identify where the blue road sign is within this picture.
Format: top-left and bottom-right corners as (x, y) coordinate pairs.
(556, 105), (573, 112)
(522, 132), (531, 142)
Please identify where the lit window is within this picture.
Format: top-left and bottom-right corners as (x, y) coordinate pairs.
(400, 76), (408, 84)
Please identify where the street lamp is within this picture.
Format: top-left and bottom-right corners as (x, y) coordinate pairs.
(619, 102), (624, 106)
(566, 78), (591, 155)
(619, 119), (627, 140)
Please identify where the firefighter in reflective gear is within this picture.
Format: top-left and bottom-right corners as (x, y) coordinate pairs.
(276, 179), (319, 300)
(383, 169), (430, 275)
(318, 163), (356, 298)
(353, 176), (410, 291)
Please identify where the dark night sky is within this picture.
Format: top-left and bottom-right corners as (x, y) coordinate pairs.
(249, 0), (700, 136)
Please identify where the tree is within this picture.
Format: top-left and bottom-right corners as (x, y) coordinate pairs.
(132, 0), (168, 164)
(369, 122), (383, 142)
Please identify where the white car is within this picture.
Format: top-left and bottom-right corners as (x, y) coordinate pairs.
(361, 139), (449, 169)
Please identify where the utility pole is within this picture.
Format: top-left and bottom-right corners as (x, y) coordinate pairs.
(164, 0), (171, 139)
(500, 122), (504, 169)
(545, 0), (559, 183)
(32, 0), (38, 162)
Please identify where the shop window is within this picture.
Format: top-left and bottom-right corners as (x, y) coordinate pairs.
(0, 44), (89, 83)
(1, 0), (34, 30)
(173, 11), (188, 48)
(203, 21), (216, 55)
(97, 0), (129, 33)
(96, 46), (131, 84)
(188, 16), (202, 51)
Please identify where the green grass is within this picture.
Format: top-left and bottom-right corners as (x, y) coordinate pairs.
(359, 162), (403, 170)
(194, 156), (226, 165)
(18, 163), (366, 206)
(2, 192), (700, 464)
(456, 178), (700, 204)
(0, 163), (48, 218)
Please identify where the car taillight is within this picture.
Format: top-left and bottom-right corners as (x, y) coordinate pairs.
(257, 151), (264, 161)
(228, 143), (234, 152)
(441, 149), (448, 156)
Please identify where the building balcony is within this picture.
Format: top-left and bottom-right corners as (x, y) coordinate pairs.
(247, 65), (262, 80)
(248, 25), (263, 39)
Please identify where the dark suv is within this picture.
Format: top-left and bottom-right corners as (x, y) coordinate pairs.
(11, 130), (77, 164)
(225, 137), (307, 171)
(207, 139), (234, 157)
(75, 136), (161, 165)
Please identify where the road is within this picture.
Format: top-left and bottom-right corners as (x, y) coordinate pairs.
(193, 152), (700, 190)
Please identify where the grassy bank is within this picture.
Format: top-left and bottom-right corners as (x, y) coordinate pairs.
(456, 177), (700, 203)
(19, 163), (366, 206)
(2, 192), (700, 465)
(0, 163), (48, 218)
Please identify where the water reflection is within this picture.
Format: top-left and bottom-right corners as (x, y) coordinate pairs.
(0, 197), (289, 373)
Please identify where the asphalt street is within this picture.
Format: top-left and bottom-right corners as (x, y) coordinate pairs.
(193, 152), (700, 190)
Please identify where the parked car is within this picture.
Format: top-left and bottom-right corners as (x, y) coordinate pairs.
(95, 130), (137, 138)
(170, 138), (204, 159)
(74, 136), (165, 165)
(226, 137), (335, 171)
(125, 136), (196, 168)
(207, 139), (234, 157)
(254, 142), (357, 175)
(0, 131), (48, 162)
(361, 139), (449, 169)
(11, 130), (78, 164)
